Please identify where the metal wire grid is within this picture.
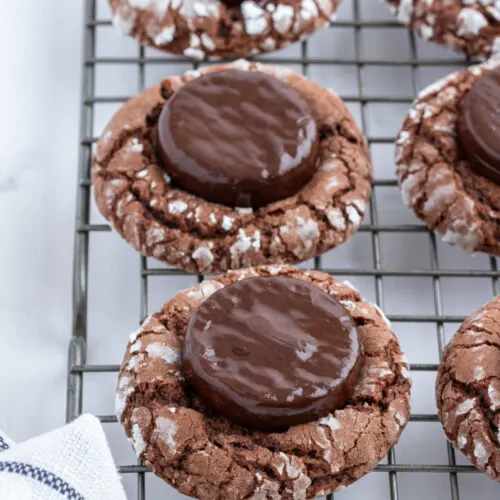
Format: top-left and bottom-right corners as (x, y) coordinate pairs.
(67, 0), (500, 498)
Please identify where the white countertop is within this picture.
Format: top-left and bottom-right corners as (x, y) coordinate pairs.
(0, 1), (82, 440)
(1, 1), (499, 499)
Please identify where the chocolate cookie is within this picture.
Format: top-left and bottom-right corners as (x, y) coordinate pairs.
(116, 265), (411, 499)
(109, 0), (340, 59)
(395, 59), (500, 256)
(387, 0), (500, 59)
(93, 61), (372, 273)
(436, 296), (500, 481)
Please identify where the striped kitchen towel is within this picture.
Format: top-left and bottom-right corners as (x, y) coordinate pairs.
(0, 414), (127, 500)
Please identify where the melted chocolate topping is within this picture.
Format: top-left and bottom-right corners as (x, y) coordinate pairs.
(157, 69), (319, 208)
(183, 276), (362, 431)
(220, 0), (244, 6)
(458, 66), (500, 185)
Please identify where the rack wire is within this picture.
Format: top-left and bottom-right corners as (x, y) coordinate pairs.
(68, 0), (500, 498)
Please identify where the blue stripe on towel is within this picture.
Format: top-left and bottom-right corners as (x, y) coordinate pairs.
(0, 461), (84, 499)
(0, 435), (10, 451)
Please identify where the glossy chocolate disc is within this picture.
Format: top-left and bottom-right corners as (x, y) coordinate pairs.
(157, 69), (319, 208)
(183, 276), (362, 431)
(458, 66), (500, 184)
(219, 0), (244, 6)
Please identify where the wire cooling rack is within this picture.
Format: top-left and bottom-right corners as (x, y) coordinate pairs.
(68, 0), (500, 498)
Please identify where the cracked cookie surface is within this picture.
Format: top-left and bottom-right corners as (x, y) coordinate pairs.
(387, 0), (500, 59)
(93, 60), (372, 273)
(116, 265), (411, 499)
(109, 0), (340, 59)
(436, 296), (500, 481)
(395, 59), (500, 256)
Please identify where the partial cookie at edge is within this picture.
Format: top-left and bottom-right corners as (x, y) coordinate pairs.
(395, 58), (500, 256)
(116, 265), (411, 499)
(387, 0), (500, 59)
(93, 60), (372, 273)
(436, 296), (500, 481)
(109, 0), (340, 60)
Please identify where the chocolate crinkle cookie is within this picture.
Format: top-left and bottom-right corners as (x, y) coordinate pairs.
(387, 0), (500, 59)
(93, 60), (372, 273)
(109, 0), (340, 59)
(436, 296), (500, 481)
(116, 266), (411, 499)
(395, 59), (500, 256)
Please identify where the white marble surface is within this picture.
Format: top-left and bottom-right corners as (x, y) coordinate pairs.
(1, 1), (499, 499)
(0, 2), (82, 440)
